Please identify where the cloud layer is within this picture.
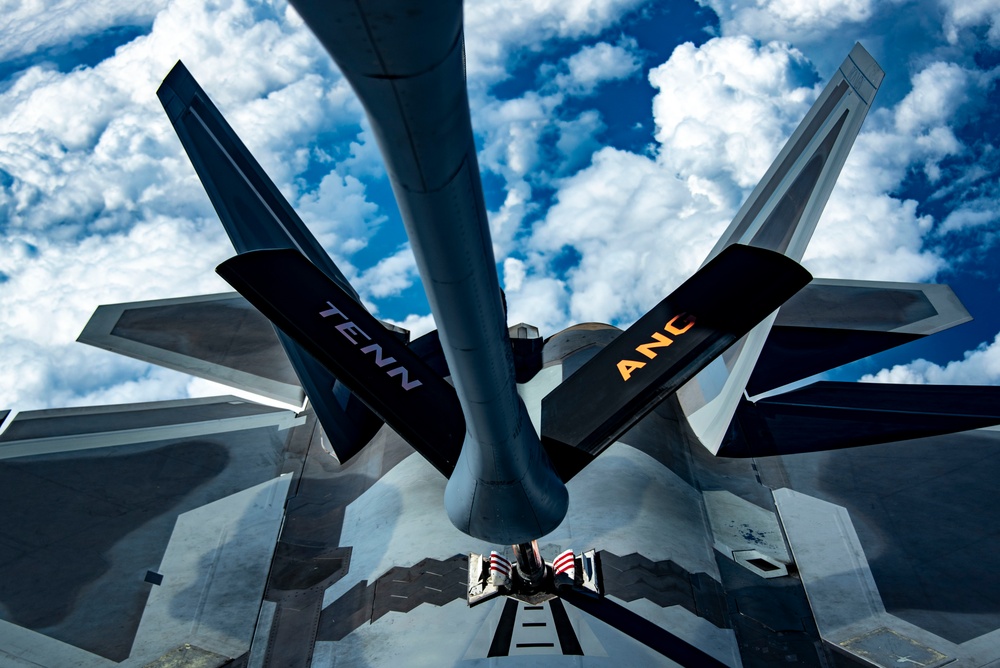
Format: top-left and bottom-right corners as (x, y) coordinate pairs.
(1, 0), (999, 412)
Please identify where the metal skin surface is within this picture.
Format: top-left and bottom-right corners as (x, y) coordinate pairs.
(287, 0), (567, 544)
(157, 63), (386, 465)
(677, 43), (885, 454)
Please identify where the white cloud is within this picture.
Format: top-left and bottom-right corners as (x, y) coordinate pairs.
(893, 61), (969, 136)
(529, 146), (726, 326)
(503, 271), (570, 336)
(941, 0), (1000, 45)
(697, 0), (878, 43)
(940, 199), (998, 233)
(0, 0), (388, 411)
(475, 92), (609, 256)
(0, 0), (168, 62)
(294, 171), (385, 260)
(0, 215), (233, 410)
(553, 40), (642, 95)
(862, 333), (1000, 385)
(354, 245), (418, 299)
(503, 257), (527, 292)
(463, 0), (647, 83)
(650, 37), (815, 188)
(385, 312), (437, 340)
(510, 38), (816, 329)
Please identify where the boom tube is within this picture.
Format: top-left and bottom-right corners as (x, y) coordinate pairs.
(288, 0), (567, 543)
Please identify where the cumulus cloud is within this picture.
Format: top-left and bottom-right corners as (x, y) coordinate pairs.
(0, 215), (233, 410)
(294, 171), (385, 258)
(861, 333), (1000, 385)
(475, 91), (610, 256)
(650, 37), (815, 188)
(510, 37), (819, 330)
(463, 0), (647, 83)
(940, 0), (1000, 45)
(0, 0), (387, 411)
(697, 0), (878, 44)
(0, 0), (168, 62)
(940, 198), (999, 233)
(385, 313), (437, 340)
(526, 146), (723, 327)
(552, 40), (642, 95)
(354, 245), (418, 299)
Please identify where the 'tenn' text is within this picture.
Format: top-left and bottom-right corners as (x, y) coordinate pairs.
(319, 301), (423, 391)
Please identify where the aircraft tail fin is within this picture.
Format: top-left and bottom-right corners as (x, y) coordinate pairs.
(217, 249), (466, 476)
(678, 43), (885, 454)
(540, 244), (811, 480)
(706, 42), (884, 262)
(158, 61), (386, 464)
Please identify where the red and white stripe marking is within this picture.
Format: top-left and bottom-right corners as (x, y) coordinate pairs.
(490, 551), (511, 576)
(553, 549), (575, 578)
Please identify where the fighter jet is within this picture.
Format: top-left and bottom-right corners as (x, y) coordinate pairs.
(4, 1), (1000, 667)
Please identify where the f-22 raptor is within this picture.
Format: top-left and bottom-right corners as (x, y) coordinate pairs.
(150, 1), (1000, 665)
(5, 1), (1000, 667)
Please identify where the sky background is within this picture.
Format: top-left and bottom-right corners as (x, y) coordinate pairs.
(0, 0), (999, 413)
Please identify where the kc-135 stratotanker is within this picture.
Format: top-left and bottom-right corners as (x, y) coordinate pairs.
(152, 0), (1000, 664)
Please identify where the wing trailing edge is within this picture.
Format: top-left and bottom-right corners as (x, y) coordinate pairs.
(721, 381), (1000, 457)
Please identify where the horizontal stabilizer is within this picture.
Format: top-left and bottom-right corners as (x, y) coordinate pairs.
(541, 244), (811, 479)
(721, 381), (1000, 457)
(217, 249), (466, 476)
(748, 279), (971, 395)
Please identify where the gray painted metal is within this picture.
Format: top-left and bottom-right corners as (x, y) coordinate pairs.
(77, 292), (304, 406)
(157, 63), (386, 465)
(776, 278), (971, 335)
(289, 0), (566, 543)
(677, 43), (886, 453)
(748, 278), (972, 394)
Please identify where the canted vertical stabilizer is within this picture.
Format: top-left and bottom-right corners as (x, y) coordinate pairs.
(678, 44), (884, 454)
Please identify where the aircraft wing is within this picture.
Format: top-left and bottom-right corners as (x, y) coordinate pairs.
(722, 381), (1000, 457)
(748, 278), (971, 395)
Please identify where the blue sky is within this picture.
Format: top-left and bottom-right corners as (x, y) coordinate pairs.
(0, 0), (999, 411)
